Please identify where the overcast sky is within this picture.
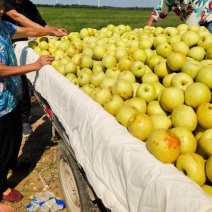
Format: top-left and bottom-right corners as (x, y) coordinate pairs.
(32, 0), (157, 8)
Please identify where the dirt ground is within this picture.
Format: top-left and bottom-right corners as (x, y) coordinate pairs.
(3, 98), (68, 212)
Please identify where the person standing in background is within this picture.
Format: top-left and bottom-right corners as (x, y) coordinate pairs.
(0, 0), (67, 206)
(2, 0), (68, 137)
(146, 0), (212, 32)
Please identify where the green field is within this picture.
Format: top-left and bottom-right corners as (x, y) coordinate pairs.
(37, 6), (184, 33)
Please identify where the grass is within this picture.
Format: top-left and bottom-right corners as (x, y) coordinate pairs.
(37, 6), (184, 33)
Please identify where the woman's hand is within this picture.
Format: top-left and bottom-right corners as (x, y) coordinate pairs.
(58, 28), (69, 34)
(35, 55), (55, 70)
(52, 28), (68, 37)
(45, 25), (69, 36)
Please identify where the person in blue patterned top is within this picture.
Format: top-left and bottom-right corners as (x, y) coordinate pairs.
(0, 22), (22, 117)
(0, 0), (67, 206)
(0, 81), (10, 111)
(146, 0), (212, 32)
(2, 0), (68, 137)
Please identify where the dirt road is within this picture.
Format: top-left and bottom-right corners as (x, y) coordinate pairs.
(3, 98), (68, 212)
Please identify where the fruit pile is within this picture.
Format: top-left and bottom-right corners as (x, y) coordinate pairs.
(28, 24), (212, 196)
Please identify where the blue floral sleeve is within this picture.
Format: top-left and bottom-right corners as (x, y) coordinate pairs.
(0, 21), (22, 117)
(151, 0), (212, 26)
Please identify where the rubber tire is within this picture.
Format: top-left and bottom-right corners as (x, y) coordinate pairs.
(56, 141), (100, 212)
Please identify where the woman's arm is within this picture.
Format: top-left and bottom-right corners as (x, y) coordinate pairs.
(0, 55), (54, 77)
(146, 15), (156, 26)
(146, 0), (171, 25)
(12, 25), (68, 39)
(5, 8), (68, 34)
(5, 9), (44, 29)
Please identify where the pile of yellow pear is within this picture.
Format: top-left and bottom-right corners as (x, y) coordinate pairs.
(28, 23), (212, 196)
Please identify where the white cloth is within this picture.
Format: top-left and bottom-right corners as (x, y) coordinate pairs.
(14, 41), (212, 212)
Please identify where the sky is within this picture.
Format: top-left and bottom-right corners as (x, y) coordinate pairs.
(32, 0), (157, 8)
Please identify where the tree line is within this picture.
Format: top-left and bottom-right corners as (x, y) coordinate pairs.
(35, 4), (153, 10)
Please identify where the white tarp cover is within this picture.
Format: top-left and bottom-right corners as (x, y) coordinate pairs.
(14, 42), (212, 212)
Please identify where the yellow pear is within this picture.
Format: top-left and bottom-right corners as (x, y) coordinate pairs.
(171, 105), (197, 132)
(170, 127), (197, 154)
(150, 114), (172, 130)
(128, 113), (154, 141)
(201, 184), (212, 197)
(146, 129), (181, 163)
(199, 129), (212, 156)
(116, 105), (138, 127)
(206, 155), (212, 183)
(176, 153), (206, 186)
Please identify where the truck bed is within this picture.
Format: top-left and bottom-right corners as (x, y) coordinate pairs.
(14, 41), (212, 212)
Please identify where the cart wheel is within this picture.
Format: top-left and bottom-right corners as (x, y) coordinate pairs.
(56, 141), (100, 212)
